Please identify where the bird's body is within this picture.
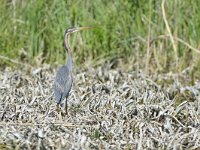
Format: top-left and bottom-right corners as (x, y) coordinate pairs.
(53, 27), (92, 114)
(53, 65), (72, 105)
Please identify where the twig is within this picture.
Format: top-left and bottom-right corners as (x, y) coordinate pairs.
(0, 122), (78, 127)
(0, 55), (32, 69)
(150, 35), (200, 54)
(167, 114), (186, 128)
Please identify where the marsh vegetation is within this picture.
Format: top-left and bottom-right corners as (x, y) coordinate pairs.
(0, 0), (200, 149)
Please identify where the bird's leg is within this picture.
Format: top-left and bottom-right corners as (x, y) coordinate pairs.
(65, 97), (68, 115)
(56, 103), (60, 112)
(55, 103), (63, 119)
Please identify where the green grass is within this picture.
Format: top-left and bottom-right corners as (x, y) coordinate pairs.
(1, 0), (200, 75)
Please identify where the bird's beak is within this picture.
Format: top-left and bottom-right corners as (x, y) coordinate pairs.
(72, 27), (93, 33)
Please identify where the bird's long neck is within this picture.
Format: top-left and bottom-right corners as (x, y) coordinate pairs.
(64, 33), (72, 72)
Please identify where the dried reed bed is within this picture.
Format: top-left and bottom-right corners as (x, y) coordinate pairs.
(0, 65), (200, 149)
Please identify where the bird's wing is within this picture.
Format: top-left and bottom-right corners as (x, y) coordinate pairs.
(53, 66), (73, 103)
(63, 72), (73, 95)
(53, 83), (62, 103)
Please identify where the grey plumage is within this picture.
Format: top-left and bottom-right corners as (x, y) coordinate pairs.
(53, 65), (72, 105)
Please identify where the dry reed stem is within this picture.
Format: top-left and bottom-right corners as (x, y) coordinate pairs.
(0, 55), (32, 69)
(0, 65), (199, 149)
(162, 0), (178, 66)
(151, 35), (200, 54)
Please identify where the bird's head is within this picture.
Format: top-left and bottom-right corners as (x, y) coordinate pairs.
(64, 26), (94, 52)
(65, 27), (93, 34)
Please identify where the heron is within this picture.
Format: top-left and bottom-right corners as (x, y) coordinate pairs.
(53, 27), (92, 114)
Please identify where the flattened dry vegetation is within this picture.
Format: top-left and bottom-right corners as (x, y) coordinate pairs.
(0, 65), (200, 149)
